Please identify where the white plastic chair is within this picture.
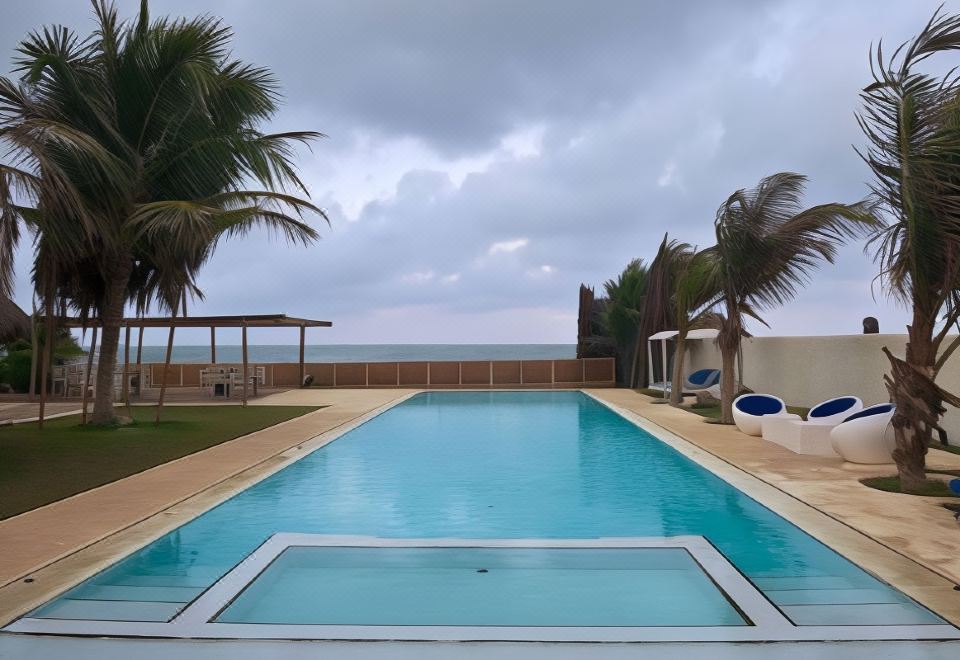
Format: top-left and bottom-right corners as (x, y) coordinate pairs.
(830, 404), (897, 464)
(733, 393), (789, 436)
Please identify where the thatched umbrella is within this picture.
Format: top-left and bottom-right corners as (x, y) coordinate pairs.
(0, 295), (30, 344)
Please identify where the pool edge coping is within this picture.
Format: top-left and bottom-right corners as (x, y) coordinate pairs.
(0, 390), (421, 627)
(2, 388), (957, 635)
(582, 390), (960, 628)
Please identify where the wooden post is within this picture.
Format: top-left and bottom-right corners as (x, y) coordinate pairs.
(155, 300), (178, 424)
(241, 322), (249, 406)
(647, 340), (654, 389)
(135, 326), (144, 398)
(660, 339), (668, 398)
(298, 324), (305, 387)
(81, 326), (98, 424)
(135, 326), (144, 364)
(210, 326), (217, 364)
(122, 325), (131, 412)
(38, 300), (55, 429)
(28, 300), (38, 402)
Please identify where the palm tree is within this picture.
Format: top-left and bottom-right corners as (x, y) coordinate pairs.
(857, 8), (960, 492)
(705, 173), (875, 424)
(0, 1), (324, 424)
(601, 258), (649, 385)
(634, 235), (691, 391)
(668, 249), (721, 406)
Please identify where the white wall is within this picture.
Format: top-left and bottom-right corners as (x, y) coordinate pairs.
(684, 334), (960, 442)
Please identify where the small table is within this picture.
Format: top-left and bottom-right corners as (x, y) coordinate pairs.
(761, 415), (839, 457)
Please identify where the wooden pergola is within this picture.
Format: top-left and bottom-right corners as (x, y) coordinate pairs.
(34, 313), (331, 426)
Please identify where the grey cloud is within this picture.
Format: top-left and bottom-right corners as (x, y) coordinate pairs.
(2, 0), (941, 341)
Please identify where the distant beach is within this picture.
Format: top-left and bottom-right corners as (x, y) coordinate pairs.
(94, 344), (577, 364)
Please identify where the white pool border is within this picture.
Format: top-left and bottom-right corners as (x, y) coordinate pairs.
(7, 533), (959, 642)
(3, 390), (959, 646)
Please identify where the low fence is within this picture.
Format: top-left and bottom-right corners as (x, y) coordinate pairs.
(144, 358), (616, 389)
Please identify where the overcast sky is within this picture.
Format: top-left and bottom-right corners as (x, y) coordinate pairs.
(1, 1), (945, 344)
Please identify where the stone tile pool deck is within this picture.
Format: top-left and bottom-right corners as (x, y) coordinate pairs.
(0, 387), (958, 655)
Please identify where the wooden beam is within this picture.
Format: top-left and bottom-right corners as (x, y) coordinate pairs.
(298, 324), (305, 387)
(155, 298), (178, 424)
(28, 300), (38, 402)
(37, 314), (54, 429)
(647, 339), (654, 390)
(241, 322), (249, 406)
(122, 325), (132, 412)
(210, 326), (217, 363)
(38, 297), (55, 429)
(135, 326), (144, 398)
(660, 339), (668, 398)
(81, 327), (98, 424)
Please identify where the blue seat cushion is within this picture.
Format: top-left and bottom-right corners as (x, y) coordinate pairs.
(810, 397), (858, 419)
(735, 395), (783, 416)
(843, 404), (894, 423)
(687, 369), (718, 386)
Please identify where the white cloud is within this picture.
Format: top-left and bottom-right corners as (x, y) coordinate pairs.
(527, 264), (556, 279)
(441, 273), (461, 284)
(500, 124), (546, 159)
(401, 270), (435, 284)
(487, 238), (529, 255)
(657, 160), (678, 187)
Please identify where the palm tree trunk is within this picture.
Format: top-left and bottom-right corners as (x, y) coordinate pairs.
(91, 259), (132, 424)
(889, 311), (936, 492)
(628, 332), (640, 389)
(719, 343), (736, 424)
(669, 331), (687, 406)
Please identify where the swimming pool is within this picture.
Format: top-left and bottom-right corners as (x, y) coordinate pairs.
(12, 391), (953, 639)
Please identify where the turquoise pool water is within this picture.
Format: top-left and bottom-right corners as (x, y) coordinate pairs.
(215, 546), (747, 627)
(30, 391), (941, 627)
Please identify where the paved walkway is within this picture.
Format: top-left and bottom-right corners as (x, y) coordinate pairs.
(0, 402), (81, 424)
(587, 389), (960, 624)
(0, 389), (415, 624)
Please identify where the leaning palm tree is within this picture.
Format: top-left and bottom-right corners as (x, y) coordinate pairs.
(705, 173), (875, 424)
(601, 258), (649, 385)
(668, 250), (721, 406)
(633, 235), (691, 390)
(0, 1), (324, 423)
(857, 8), (960, 492)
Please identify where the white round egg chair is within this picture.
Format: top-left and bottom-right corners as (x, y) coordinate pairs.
(829, 404), (897, 464)
(805, 396), (864, 426)
(733, 393), (788, 436)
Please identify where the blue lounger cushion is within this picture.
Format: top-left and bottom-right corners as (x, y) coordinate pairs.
(686, 369), (719, 387)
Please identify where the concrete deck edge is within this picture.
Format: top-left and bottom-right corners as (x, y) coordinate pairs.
(584, 390), (960, 627)
(0, 391), (418, 626)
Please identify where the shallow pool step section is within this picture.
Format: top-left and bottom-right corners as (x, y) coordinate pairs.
(754, 574), (944, 625)
(28, 578), (207, 622)
(214, 546), (748, 627)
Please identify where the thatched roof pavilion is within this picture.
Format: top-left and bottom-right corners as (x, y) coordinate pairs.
(0, 296), (30, 343)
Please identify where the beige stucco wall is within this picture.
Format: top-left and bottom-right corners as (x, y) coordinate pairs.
(684, 334), (960, 442)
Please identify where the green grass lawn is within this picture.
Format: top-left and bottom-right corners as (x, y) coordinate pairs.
(0, 405), (319, 520)
(931, 442), (960, 456)
(687, 403), (810, 420)
(636, 388), (809, 421)
(861, 473), (960, 498)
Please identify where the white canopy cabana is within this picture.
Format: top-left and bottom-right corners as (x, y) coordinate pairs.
(647, 328), (720, 396)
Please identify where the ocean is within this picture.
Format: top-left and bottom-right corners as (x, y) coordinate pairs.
(106, 344), (577, 364)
